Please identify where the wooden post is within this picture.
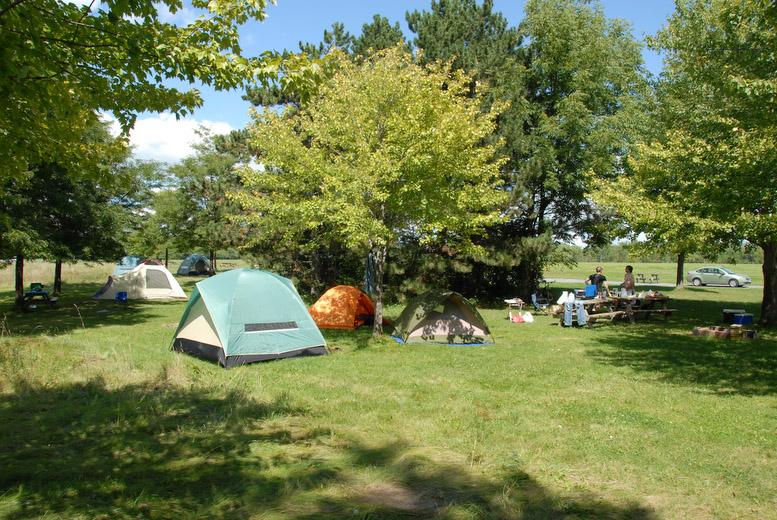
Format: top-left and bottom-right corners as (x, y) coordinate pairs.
(14, 254), (24, 307)
(54, 259), (62, 296)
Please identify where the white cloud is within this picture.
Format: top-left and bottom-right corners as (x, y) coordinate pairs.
(104, 113), (233, 163)
(62, 1), (199, 24)
(157, 3), (200, 26)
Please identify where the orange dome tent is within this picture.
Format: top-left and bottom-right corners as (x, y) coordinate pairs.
(308, 285), (375, 330)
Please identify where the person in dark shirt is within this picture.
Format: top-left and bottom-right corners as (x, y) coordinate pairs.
(587, 266), (609, 296)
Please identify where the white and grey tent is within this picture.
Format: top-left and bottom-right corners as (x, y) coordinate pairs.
(94, 264), (187, 301)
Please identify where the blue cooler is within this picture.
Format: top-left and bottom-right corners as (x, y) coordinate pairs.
(584, 285), (597, 298)
(733, 313), (753, 325)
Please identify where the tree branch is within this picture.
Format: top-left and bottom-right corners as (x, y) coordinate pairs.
(0, 0), (28, 19)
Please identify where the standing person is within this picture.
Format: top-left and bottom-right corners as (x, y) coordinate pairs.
(587, 266), (609, 297)
(623, 265), (636, 296)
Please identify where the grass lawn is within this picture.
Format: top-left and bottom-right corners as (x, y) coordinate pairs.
(544, 262), (764, 286)
(0, 265), (775, 519)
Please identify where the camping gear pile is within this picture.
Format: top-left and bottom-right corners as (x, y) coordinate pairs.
(504, 298), (534, 323)
(556, 291), (588, 327)
(693, 326), (757, 340)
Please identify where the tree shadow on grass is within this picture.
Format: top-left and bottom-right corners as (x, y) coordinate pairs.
(0, 284), (187, 338)
(321, 327), (373, 351)
(293, 441), (657, 519)
(585, 289), (777, 396)
(526, 283), (777, 394)
(0, 378), (327, 519)
(588, 330), (777, 396)
(0, 377), (658, 519)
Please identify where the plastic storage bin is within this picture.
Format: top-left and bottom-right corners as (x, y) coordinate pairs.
(723, 309), (746, 323)
(733, 313), (753, 325)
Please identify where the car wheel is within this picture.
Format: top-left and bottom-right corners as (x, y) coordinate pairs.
(728, 279), (739, 288)
(692, 278), (702, 287)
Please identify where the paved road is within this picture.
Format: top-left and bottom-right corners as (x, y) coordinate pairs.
(545, 278), (763, 289)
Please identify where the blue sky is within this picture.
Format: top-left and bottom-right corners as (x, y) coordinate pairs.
(121, 0), (678, 162)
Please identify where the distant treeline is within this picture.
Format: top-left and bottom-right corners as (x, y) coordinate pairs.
(558, 243), (763, 265)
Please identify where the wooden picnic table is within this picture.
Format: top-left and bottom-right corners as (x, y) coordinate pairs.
(607, 294), (675, 323)
(558, 294), (677, 327)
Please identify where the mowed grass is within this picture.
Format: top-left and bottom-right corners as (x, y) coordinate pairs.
(545, 262), (764, 286)
(0, 265), (775, 519)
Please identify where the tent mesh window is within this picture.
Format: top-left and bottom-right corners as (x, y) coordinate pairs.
(245, 321), (298, 332)
(145, 269), (172, 289)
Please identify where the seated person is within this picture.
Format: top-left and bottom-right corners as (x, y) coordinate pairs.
(622, 265), (636, 296)
(586, 266), (609, 296)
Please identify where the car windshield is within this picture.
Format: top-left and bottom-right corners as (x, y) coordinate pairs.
(719, 267), (734, 274)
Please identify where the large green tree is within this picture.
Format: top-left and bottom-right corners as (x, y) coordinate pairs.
(245, 15), (405, 109)
(160, 135), (244, 272)
(0, 0), (322, 182)
(237, 47), (506, 335)
(0, 122), (132, 304)
(594, 0), (777, 324)
(406, 0), (647, 296)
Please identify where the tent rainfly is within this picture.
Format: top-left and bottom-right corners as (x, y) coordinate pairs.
(392, 290), (494, 345)
(172, 268), (327, 367)
(113, 255), (144, 276)
(308, 285), (375, 329)
(94, 264), (187, 301)
(177, 253), (211, 276)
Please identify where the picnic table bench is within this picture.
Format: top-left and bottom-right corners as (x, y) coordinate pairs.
(585, 310), (626, 325)
(608, 295), (673, 323)
(635, 273), (660, 283)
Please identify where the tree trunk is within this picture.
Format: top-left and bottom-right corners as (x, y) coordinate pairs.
(675, 252), (685, 287)
(54, 259), (62, 296)
(760, 242), (777, 326)
(14, 254), (24, 307)
(371, 245), (387, 338)
(164, 248), (169, 269)
(209, 250), (216, 276)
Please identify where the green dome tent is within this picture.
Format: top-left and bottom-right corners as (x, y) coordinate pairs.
(177, 253), (211, 276)
(172, 269), (327, 367)
(392, 290), (494, 345)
